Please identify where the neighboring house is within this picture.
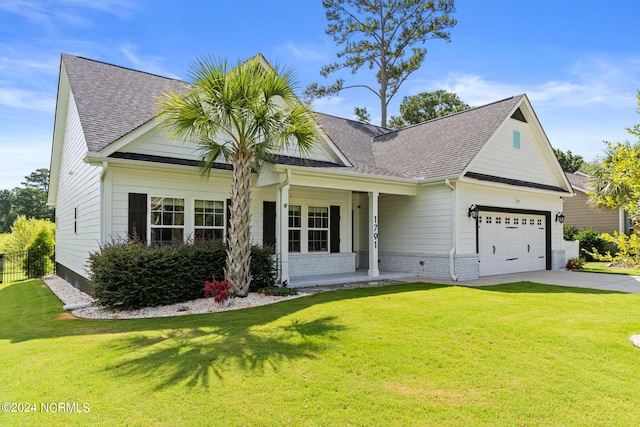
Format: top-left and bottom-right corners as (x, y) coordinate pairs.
(564, 172), (632, 235)
(48, 54), (573, 293)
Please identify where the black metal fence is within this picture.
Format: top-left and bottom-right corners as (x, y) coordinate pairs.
(0, 248), (55, 284)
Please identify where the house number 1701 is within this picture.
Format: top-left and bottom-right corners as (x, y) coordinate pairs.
(373, 216), (378, 249)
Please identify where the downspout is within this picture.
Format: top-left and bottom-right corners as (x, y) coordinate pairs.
(277, 169), (292, 191)
(276, 169), (291, 285)
(445, 179), (458, 281)
(100, 161), (109, 243)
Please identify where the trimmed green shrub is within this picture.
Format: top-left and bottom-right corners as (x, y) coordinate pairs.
(89, 240), (277, 310)
(90, 240), (226, 309)
(24, 227), (55, 277)
(563, 225), (579, 241)
(259, 286), (298, 296)
(575, 227), (607, 262)
(249, 245), (277, 292)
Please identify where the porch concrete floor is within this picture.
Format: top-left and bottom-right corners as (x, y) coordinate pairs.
(291, 269), (414, 293)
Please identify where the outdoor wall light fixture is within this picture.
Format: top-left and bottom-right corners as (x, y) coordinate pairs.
(468, 204), (479, 219)
(555, 212), (565, 223)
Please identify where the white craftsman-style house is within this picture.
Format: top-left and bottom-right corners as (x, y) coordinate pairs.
(48, 54), (573, 293)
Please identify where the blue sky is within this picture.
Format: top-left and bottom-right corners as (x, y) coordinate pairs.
(1, 0), (639, 190)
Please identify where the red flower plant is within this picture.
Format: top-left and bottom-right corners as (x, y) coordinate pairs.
(203, 279), (231, 303)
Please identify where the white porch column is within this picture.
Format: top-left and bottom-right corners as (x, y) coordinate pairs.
(278, 181), (290, 285)
(368, 191), (379, 277)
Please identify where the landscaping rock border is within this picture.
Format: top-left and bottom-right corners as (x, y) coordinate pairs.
(43, 275), (307, 320)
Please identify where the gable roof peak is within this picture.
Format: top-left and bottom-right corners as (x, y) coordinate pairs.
(381, 94), (525, 138)
(61, 53), (189, 152)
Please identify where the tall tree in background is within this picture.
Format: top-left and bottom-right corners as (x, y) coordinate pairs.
(0, 168), (54, 233)
(0, 189), (16, 233)
(22, 168), (51, 192)
(158, 55), (318, 297)
(554, 148), (585, 173)
(588, 91), (640, 222)
(305, 0), (457, 127)
(388, 89), (469, 129)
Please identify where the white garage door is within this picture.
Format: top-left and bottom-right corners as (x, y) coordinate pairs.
(478, 212), (546, 276)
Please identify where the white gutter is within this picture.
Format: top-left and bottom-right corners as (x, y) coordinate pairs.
(445, 179), (458, 281)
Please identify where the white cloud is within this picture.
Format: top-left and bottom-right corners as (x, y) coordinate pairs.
(59, 0), (137, 18)
(0, 55), (60, 76)
(0, 88), (55, 111)
(0, 0), (136, 31)
(420, 55), (640, 110)
(281, 41), (327, 62)
(120, 44), (180, 79)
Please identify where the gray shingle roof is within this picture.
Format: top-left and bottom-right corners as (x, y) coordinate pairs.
(61, 54), (526, 181)
(313, 113), (410, 177)
(62, 54), (187, 152)
(372, 95), (524, 179)
(565, 172), (592, 191)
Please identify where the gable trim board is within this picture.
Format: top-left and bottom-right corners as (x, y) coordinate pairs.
(465, 172), (570, 194)
(50, 54), (572, 289)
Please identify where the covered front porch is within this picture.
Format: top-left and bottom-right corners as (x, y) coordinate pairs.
(257, 164), (418, 284)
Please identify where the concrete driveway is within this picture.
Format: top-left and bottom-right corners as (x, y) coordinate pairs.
(409, 270), (640, 293)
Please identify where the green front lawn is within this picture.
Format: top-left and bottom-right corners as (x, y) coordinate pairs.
(579, 261), (640, 276)
(1, 279), (640, 426)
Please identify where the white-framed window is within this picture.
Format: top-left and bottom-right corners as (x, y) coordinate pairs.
(194, 199), (225, 241)
(150, 197), (185, 244)
(288, 205), (302, 252)
(308, 206), (329, 252)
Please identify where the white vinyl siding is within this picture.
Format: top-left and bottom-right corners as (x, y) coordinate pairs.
(470, 120), (557, 187)
(54, 93), (102, 279)
(109, 167), (236, 242)
(127, 127), (344, 166)
(378, 185), (453, 253)
(125, 128), (202, 161)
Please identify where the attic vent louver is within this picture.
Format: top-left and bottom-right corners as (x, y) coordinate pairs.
(511, 107), (527, 122)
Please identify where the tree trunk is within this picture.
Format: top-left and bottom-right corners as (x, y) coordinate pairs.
(225, 150), (253, 297)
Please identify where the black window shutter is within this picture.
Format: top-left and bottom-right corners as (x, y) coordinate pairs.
(330, 205), (340, 253)
(263, 201), (276, 247)
(128, 193), (147, 242)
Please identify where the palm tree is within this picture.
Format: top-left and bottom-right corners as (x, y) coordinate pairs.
(157, 55), (318, 296)
(590, 140), (640, 219)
